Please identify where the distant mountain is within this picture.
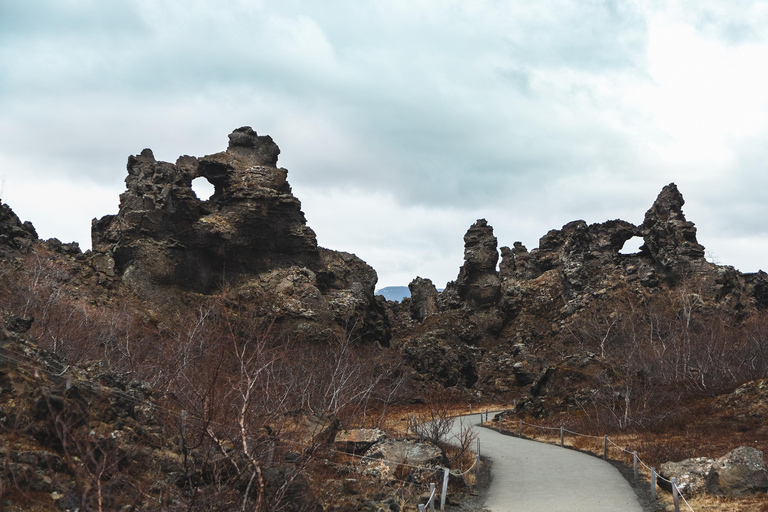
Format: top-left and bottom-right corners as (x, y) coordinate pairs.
(375, 286), (410, 302)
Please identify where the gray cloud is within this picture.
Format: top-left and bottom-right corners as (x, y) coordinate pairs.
(1, 0), (767, 285)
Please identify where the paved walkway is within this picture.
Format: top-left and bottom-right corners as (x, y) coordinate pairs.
(450, 414), (645, 512)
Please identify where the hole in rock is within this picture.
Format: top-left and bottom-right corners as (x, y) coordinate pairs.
(191, 177), (215, 201)
(619, 236), (644, 255)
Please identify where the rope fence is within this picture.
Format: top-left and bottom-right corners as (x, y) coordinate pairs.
(489, 411), (696, 512)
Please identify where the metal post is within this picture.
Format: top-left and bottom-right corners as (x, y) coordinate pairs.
(651, 467), (657, 500)
(633, 451), (638, 481)
(475, 453), (480, 482)
(429, 483), (436, 512)
(469, 404), (472, 414)
(560, 426), (564, 447)
(671, 477), (680, 512)
(440, 468), (449, 511)
(498, 416), (502, 432)
(519, 419), (522, 437)
(485, 409), (488, 423)
(603, 434), (607, 460)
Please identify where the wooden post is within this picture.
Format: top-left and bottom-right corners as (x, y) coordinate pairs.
(560, 426), (564, 447)
(651, 467), (657, 500)
(671, 477), (680, 512)
(519, 419), (522, 437)
(603, 434), (607, 460)
(429, 483), (436, 512)
(498, 416), (502, 432)
(469, 404), (472, 414)
(440, 468), (449, 511)
(633, 451), (638, 481)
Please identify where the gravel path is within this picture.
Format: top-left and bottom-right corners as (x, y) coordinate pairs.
(451, 414), (646, 512)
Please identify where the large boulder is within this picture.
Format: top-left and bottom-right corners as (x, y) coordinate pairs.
(659, 457), (714, 497)
(334, 428), (386, 454)
(361, 439), (446, 482)
(706, 446), (768, 497)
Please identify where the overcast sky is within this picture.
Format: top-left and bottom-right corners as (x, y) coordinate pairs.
(2, 0), (768, 289)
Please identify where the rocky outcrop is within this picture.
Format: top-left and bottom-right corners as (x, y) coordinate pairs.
(453, 220), (501, 307)
(0, 202), (37, 254)
(91, 127), (389, 342)
(640, 183), (706, 270)
(92, 127), (320, 294)
(408, 277), (439, 321)
(706, 446), (768, 497)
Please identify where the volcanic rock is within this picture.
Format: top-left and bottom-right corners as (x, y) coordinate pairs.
(0, 202), (37, 254)
(659, 456), (714, 497)
(408, 277), (439, 322)
(91, 127), (389, 341)
(640, 183), (706, 271)
(91, 128), (320, 294)
(454, 219), (501, 307)
(334, 428), (387, 454)
(706, 446), (768, 497)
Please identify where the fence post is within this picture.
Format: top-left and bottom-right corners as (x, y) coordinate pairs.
(519, 419), (522, 437)
(603, 434), (607, 460)
(633, 451), (638, 481)
(469, 404), (472, 414)
(671, 477), (680, 512)
(475, 453), (480, 482)
(651, 467), (656, 500)
(485, 409), (488, 423)
(429, 483), (436, 512)
(498, 416), (502, 432)
(560, 426), (564, 447)
(440, 468), (449, 511)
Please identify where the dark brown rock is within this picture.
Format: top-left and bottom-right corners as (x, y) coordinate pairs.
(408, 277), (439, 321)
(0, 202), (37, 253)
(92, 132), (320, 294)
(455, 219), (501, 307)
(706, 446), (768, 497)
(640, 183), (706, 270)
